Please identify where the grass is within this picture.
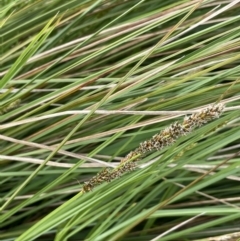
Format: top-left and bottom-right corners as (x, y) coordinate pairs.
(1, 0), (240, 240)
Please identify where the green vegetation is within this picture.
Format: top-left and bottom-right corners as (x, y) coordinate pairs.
(1, 0), (240, 240)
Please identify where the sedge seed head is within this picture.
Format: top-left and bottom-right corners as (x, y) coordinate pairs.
(82, 103), (225, 192)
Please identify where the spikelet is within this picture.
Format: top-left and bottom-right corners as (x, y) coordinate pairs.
(82, 162), (137, 192)
(0, 99), (21, 115)
(82, 103), (225, 192)
(135, 104), (225, 156)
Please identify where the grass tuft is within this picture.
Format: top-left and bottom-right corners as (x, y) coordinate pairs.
(1, 0), (240, 241)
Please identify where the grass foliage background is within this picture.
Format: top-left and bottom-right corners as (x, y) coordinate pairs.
(1, 0), (240, 240)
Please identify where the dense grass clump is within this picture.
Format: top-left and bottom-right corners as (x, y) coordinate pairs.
(1, 0), (240, 240)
